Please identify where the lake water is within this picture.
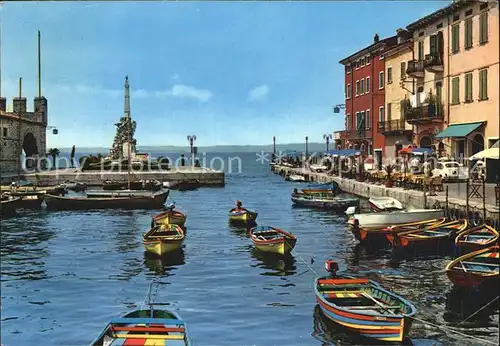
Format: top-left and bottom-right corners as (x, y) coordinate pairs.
(1, 153), (498, 345)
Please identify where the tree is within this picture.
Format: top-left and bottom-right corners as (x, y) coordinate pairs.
(109, 116), (137, 159)
(47, 148), (60, 169)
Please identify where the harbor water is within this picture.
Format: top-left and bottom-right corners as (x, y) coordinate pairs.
(1, 153), (498, 345)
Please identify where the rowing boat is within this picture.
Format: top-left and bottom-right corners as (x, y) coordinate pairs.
(389, 219), (468, 252)
(348, 209), (445, 231)
(250, 226), (297, 255)
(454, 224), (499, 256)
(445, 245), (499, 289)
(314, 260), (416, 342)
(0, 196), (21, 218)
(90, 308), (190, 346)
(228, 208), (258, 223)
(291, 194), (359, 209)
(353, 218), (446, 244)
(143, 224), (185, 256)
(154, 208), (187, 226)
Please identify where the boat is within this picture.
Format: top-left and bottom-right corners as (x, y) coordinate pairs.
(90, 307), (190, 346)
(353, 217), (446, 244)
(314, 260), (416, 342)
(348, 209), (445, 231)
(389, 219), (468, 252)
(177, 180), (202, 191)
(291, 194), (359, 209)
(286, 174), (306, 182)
(4, 191), (44, 209)
(143, 224), (185, 256)
(301, 182), (339, 194)
(85, 189), (168, 198)
(368, 197), (404, 212)
(454, 224), (499, 255)
(154, 205), (187, 226)
(60, 180), (87, 192)
(44, 190), (169, 210)
(445, 245), (499, 288)
(228, 207), (258, 223)
(250, 226), (297, 255)
(0, 196), (21, 217)
(102, 179), (162, 191)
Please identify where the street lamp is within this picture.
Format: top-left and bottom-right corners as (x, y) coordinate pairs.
(333, 104), (346, 114)
(47, 126), (58, 135)
(305, 136), (309, 159)
(187, 135), (197, 167)
(323, 134), (333, 152)
(272, 136), (276, 155)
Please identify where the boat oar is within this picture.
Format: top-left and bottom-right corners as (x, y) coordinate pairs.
(361, 293), (398, 315)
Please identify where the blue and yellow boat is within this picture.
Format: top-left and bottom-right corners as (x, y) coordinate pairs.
(90, 308), (190, 345)
(314, 260), (416, 342)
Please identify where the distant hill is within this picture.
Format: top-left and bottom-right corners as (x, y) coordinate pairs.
(59, 142), (328, 154)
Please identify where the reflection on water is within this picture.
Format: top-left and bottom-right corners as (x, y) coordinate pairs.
(444, 286), (499, 327)
(250, 248), (297, 276)
(143, 248), (186, 276)
(228, 223), (251, 239)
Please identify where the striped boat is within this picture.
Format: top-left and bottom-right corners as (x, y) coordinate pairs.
(445, 245), (499, 288)
(250, 226), (297, 255)
(90, 308), (190, 345)
(454, 224), (499, 256)
(228, 208), (258, 224)
(143, 224), (185, 256)
(154, 208), (187, 226)
(315, 273), (416, 342)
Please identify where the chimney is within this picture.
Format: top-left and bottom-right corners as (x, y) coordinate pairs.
(396, 28), (408, 44)
(0, 97), (6, 112)
(374, 33), (380, 43)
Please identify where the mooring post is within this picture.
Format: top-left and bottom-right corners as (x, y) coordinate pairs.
(482, 176), (486, 222)
(445, 185), (449, 212)
(466, 179), (470, 216)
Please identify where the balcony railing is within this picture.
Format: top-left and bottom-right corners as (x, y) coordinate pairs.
(377, 119), (411, 134)
(345, 129), (372, 140)
(424, 53), (443, 72)
(404, 103), (444, 123)
(406, 60), (424, 77)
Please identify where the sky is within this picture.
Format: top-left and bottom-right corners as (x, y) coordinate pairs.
(1, 1), (449, 148)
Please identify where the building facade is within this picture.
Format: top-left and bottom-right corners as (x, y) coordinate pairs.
(381, 29), (414, 160)
(340, 34), (397, 166)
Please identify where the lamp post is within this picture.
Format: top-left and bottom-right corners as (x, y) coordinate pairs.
(305, 136), (309, 159)
(272, 136), (276, 155)
(323, 134), (332, 152)
(187, 135), (196, 167)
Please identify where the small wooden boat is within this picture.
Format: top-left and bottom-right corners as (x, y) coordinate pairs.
(455, 224), (499, 255)
(44, 190), (169, 210)
(389, 219), (468, 251)
(228, 208), (258, 223)
(102, 179), (162, 191)
(250, 226), (297, 255)
(445, 245), (499, 288)
(300, 182), (339, 195)
(154, 207), (187, 226)
(86, 189), (167, 198)
(90, 308), (190, 346)
(4, 191), (44, 209)
(315, 260), (416, 342)
(143, 224), (185, 256)
(353, 218), (446, 244)
(0, 196), (21, 217)
(291, 194), (359, 209)
(368, 197), (404, 212)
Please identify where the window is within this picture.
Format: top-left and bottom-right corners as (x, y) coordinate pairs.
(365, 109), (371, 129)
(437, 23), (443, 29)
(346, 65), (352, 74)
(479, 12), (488, 44)
(452, 24), (460, 53)
(400, 61), (406, 80)
(451, 77), (460, 104)
(346, 114), (351, 131)
(2, 127), (7, 137)
(356, 60), (360, 69)
(464, 18), (473, 49)
(360, 111), (365, 130)
(464, 72), (473, 102)
(360, 78), (365, 94)
(417, 41), (424, 61)
(387, 103), (392, 121)
(366, 55), (371, 65)
(346, 83), (352, 99)
(379, 106), (385, 123)
(378, 71), (385, 89)
(366, 77), (370, 93)
(479, 69), (488, 100)
(355, 112), (359, 129)
(379, 54), (385, 60)
(387, 67), (393, 84)
(355, 80), (360, 96)
(361, 57), (365, 66)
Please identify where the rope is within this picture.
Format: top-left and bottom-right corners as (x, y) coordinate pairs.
(458, 295), (499, 326)
(286, 239), (318, 276)
(408, 315), (498, 345)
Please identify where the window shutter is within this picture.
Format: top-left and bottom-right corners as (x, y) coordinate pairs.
(437, 31), (444, 54)
(429, 34), (437, 54)
(400, 62), (406, 79)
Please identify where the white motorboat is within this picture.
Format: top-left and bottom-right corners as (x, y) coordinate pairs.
(348, 209), (445, 230)
(309, 164), (328, 172)
(85, 189), (168, 198)
(368, 197), (404, 212)
(286, 174), (306, 182)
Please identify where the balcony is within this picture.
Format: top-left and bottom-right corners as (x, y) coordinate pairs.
(345, 129), (372, 141)
(424, 53), (443, 73)
(404, 103), (444, 124)
(377, 119), (412, 134)
(406, 60), (424, 78)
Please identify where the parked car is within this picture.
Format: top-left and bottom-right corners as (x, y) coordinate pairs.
(432, 161), (460, 181)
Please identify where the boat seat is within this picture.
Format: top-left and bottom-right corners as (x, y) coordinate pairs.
(347, 305), (401, 310)
(110, 318), (184, 326)
(325, 292), (362, 298)
(111, 326), (185, 333)
(461, 261), (499, 268)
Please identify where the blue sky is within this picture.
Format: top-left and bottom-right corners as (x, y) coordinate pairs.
(1, 1), (448, 148)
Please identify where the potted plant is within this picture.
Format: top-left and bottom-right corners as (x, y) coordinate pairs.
(384, 164), (395, 188)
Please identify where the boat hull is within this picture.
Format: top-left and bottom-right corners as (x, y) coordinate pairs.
(0, 197), (21, 217)
(44, 190), (169, 210)
(254, 237), (296, 255)
(291, 195), (359, 209)
(455, 225), (499, 256)
(143, 239), (183, 256)
(228, 210), (258, 223)
(154, 211), (187, 226)
(349, 209), (445, 230)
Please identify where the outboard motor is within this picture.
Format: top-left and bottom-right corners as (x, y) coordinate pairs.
(325, 260), (339, 277)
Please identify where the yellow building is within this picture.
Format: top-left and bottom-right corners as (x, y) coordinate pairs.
(381, 29), (414, 159)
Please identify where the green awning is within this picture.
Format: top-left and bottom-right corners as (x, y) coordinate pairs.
(435, 122), (484, 139)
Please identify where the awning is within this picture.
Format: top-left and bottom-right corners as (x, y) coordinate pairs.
(435, 122), (484, 139)
(469, 147), (500, 160)
(412, 148), (432, 155)
(338, 149), (361, 157)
